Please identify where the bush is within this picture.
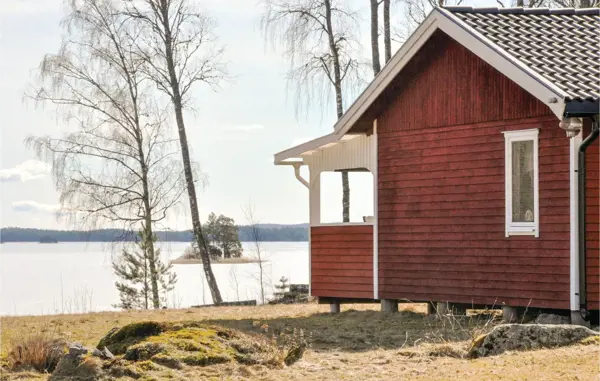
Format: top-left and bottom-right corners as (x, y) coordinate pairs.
(6, 333), (67, 373)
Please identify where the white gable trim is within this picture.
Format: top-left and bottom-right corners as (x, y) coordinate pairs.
(333, 8), (567, 136)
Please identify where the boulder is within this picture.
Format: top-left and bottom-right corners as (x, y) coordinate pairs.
(534, 313), (570, 325)
(50, 344), (103, 381)
(469, 324), (599, 358)
(68, 343), (88, 357)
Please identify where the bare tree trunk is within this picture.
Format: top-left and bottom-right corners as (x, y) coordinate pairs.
(383, 0), (391, 63)
(370, 0), (381, 76)
(141, 192), (160, 307)
(158, 0), (222, 304)
(324, 0), (350, 222)
(517, 0), (524, 5)
(581, 0), (591, 6)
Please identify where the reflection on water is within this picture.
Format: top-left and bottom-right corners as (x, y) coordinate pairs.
(0, 241), (308, 316)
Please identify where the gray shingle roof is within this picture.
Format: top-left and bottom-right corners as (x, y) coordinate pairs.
(445, 7), (600, 102)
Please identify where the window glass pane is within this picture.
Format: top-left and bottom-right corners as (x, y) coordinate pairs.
(512, 140), (534, 222)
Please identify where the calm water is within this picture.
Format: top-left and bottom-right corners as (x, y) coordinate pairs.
(0, 241), (308, 316)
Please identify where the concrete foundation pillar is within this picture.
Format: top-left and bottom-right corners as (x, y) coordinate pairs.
(381, 299), (398, 314)
(435, 302), (449, 316)
(502, 306), (519, 323)
(570, 311), (591, 327)
(329, 302), (340, 314)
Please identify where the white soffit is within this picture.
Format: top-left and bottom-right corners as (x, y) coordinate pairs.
(332, 7), (568, 137)
(274, 134), (358, 165)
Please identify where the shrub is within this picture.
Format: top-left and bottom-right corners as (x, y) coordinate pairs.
(6, 333), (66, 373)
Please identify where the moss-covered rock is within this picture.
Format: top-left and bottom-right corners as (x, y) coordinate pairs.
(468, 324), (599, 358)
(98, 322), (165, 355)
(124, 342), (168, 361)
(96, 321), (290, 373)
(50, 353), (103, 381)
(150, 353), (183, 370)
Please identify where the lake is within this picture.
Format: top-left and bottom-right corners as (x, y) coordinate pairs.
(0, 241), (308, 316)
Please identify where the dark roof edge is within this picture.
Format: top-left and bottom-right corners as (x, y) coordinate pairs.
(443, 6), (600, 15)
(564, 99), (600, 118)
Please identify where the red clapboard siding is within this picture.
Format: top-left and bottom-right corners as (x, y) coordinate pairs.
(585, 120), (600, 310)
(376, 31), (570, 309)
(310, 225), (373, 299)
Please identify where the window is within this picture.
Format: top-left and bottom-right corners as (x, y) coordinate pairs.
(503, 129), (539, 237)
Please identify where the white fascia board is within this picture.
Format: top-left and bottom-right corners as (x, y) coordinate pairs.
(333, 8), (567, 136)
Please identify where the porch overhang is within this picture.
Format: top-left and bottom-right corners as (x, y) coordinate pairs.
(273, 133), (358, 166)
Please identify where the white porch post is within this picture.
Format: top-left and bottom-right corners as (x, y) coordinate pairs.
(309, 167), (321, 225)
(308, 167), (320, 298)
(570, 132), (582, 314)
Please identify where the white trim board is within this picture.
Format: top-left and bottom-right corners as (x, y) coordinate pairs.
(332, 8), (567, 137)
(503, 128), (540, 238)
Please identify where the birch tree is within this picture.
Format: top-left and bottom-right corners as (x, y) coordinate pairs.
(262, 0), (364, 222)
(394, 0), (462, 42)
(370, 0), (381, 75)
(383, 0), (392, 63)
(26, 0), (185, 309)
(121, 0), (226, 303)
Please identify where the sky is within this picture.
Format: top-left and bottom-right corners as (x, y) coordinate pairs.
(0, 0), (489, 230)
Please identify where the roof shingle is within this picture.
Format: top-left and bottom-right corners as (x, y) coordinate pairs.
(445, 6), (600, 102)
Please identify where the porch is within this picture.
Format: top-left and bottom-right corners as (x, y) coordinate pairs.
(274, 129), (378, 300)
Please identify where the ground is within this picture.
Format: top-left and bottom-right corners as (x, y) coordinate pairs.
(1, 304), (598, 380)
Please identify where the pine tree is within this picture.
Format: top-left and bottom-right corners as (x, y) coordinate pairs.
(273, 276), (290, 300)
(113, 229), (177, 309)
(189, 213), (243, 260)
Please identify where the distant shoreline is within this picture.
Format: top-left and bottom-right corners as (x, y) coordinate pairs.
(0, 226), (308, 243)
(170, 256), (262, 265)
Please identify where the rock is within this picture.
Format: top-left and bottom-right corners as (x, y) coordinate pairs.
(97, 322), (165, 355)
(68, 343), (88, 357)
(469, 324), (599, 358)
(124, 342), (167, 361)
(50, 350), (103, 381)
(91, 346), (115, 360)
(102, 347), (115, 360)
(534, 313), (570, 325)
(284, 343), (307, 366)
(151, 353), (183, 370)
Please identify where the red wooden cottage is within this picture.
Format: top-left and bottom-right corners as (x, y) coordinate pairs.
(274, 7), (599, 324)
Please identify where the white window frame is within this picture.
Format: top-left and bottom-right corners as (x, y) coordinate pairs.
(503, 128), (539, 238)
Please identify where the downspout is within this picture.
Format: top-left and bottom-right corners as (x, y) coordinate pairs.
(292, 163), (309, 188)
(578, 116), (599, 320)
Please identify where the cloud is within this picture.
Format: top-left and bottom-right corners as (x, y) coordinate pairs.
(12, 201), (60, 214)
(228, 124), (265, 132)
(0, 160), (51, 182)
(291, 137), (316, 146)
(0, 0), (59, 14)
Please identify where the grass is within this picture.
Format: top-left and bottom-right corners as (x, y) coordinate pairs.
(1, 303), (598, 380)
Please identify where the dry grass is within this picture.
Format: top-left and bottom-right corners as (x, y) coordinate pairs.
(1, 303), (598, 380)
(3, 328), (66, 374)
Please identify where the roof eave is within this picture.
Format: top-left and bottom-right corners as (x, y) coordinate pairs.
(563, 99), (600, 118)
